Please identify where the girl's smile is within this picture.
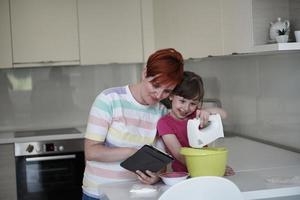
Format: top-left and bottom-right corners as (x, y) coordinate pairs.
(170, 95), (200, 120)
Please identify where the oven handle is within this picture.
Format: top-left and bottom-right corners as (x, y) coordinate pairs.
(26, 154), (76, 162)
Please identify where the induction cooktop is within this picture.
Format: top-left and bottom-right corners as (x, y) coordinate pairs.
(14, 127), (81, 138)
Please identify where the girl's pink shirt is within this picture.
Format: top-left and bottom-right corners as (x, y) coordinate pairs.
(157, 111), (196, 172)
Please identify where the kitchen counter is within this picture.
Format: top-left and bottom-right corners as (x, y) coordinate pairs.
(99, 136), (300, 200)
(0, 126), (85, 144)
(228, 165), (300, 199)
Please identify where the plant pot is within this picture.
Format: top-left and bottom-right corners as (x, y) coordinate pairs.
(275, 35), (289, 43)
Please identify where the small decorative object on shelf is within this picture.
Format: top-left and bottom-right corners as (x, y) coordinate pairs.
(295, 30), (300, 42)
(276, 28), (289, 43)
(269, 17), (290, 43)
(277, 28), (287, 36)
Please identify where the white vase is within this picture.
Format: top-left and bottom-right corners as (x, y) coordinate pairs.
(275, 35), (288, 43)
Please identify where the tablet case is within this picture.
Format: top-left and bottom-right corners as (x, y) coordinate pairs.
(120, 145), (174, 173)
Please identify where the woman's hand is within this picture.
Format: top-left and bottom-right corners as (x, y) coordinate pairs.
(135, 170), (161, 185)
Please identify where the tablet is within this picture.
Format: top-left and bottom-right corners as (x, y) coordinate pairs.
(120, 145), (174, 173)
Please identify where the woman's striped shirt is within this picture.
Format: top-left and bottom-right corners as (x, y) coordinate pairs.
(82, 85), (168, 198)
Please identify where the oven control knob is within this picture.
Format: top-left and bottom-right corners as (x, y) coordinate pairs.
(26, 144), (34, 153)
(58, 146), (64, 151)
(36, 146), (42, 153)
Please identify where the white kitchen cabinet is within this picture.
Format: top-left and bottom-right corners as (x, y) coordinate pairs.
(78, 0), (144, 65)
(10, 0), (80, 68)
(221, 0), (253, 55)
(141, 0), (156, 62)
(153, 0), (300, 59)
(153, 0), (223, 59)
(222, 0), (300, 54)
(0, 0), (12, 69)
(0, 144), (17, 200)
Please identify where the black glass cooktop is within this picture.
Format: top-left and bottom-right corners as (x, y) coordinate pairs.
(14, 127), (81, 138)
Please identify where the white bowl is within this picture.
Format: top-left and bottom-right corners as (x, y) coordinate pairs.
(159, 172), (189, 186)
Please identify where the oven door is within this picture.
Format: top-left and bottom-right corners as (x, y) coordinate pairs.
(15, 151), (84, 200)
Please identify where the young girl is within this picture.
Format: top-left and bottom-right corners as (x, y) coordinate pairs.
(157, 71), (231, 174)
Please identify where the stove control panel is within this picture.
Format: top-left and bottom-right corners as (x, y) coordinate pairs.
(26, 144), (34, 153)
(45, 143), (55, 152)
(15, 139), (84, 156)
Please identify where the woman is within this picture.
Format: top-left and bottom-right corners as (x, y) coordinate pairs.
(82, 48), (184, 200)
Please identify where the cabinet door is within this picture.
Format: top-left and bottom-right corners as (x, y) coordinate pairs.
(222, 0), (253, 54)
(222, 0), (300, 54)
(78, 0), (143, 65)
(10, 0), (80, 67)
(0, 0), (12, 68)
(0, 144), (17, 200)
(153, 0), (223, 59)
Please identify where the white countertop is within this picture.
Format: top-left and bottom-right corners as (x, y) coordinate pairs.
(224, 137), (300, 199)
(99, 136), (300, 200)
(222, 137), (300, 171)
(228, 165), (300, 199)
(0, 127), (85, 144)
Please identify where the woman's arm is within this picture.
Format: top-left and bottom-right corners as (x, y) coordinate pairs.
(84, 138), (137, 162)
(204, 107), (227, 119)
(85, 139), (163, 184)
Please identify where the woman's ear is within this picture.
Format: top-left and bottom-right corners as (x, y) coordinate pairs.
(169, 94), (174, 101)
(141, 67), (147, 80)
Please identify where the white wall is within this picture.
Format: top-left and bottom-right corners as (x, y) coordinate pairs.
(185, 52), (300, 150)
(1, 52), (300, 151)
(0, 64), (141, 131)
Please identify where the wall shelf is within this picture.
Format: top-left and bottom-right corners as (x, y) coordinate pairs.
(252, 42), (300, 52)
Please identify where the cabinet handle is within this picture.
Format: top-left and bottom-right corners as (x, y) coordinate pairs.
(40, 61), (55, 63)
(13, 60), (79, 65)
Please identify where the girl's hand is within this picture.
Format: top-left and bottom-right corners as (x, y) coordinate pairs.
(136, 170), (160, 185)
(196, 109), (210, 128)
(224, 165), (235, 176)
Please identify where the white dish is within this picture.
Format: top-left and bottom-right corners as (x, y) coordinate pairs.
(159, 172), (189, 186)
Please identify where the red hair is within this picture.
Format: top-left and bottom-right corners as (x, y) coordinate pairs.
(146, 48), (184, 86)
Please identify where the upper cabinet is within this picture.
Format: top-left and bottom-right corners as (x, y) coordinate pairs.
(10, 0), (80, 68)
(78, 0), (144, 65)
(153, 0), (223, 59)
(3, 0), (300, 68)
(222, 0), (253, 55)
(222, 0), (300, 54)
(0, 0), (12, 68)
(153, 0), (300, 59)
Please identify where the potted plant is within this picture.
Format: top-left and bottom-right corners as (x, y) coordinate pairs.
(275, 28), (289, 43)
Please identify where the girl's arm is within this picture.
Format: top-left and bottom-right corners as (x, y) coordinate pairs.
(204, 107), (227, 119)
(161, 134), (185, 165)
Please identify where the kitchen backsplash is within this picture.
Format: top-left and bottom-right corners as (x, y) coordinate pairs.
(0, 63), (141, 132)
(1, 52), (300, 150)
(184, 52), (300, 151)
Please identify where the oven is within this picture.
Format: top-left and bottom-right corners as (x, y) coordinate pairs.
(15, 139), (85, 200)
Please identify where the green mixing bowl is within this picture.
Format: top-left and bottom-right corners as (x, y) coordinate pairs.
(180, 147), (228, 177)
